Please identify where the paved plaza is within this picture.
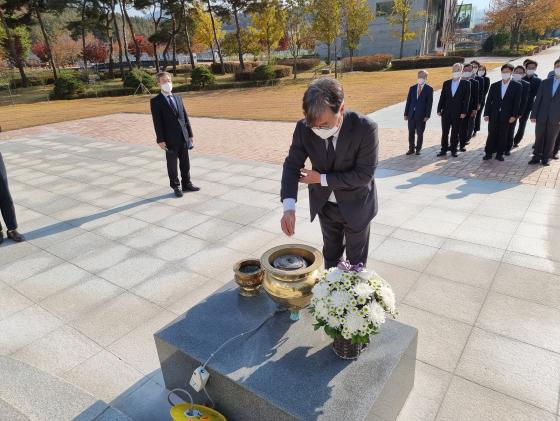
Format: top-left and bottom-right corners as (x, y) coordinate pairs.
(1, 46), (560, 420)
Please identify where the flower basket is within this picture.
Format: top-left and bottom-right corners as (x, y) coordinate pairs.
(310, 262), (398, 360)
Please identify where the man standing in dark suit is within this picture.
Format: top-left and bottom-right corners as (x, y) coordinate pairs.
(436, 63), (470, 157)
(468, 60), (484, 139)
(280, 78), (378, 269)
(473, 63), (491, 137)
(404, 69), (433, 155)
(0, 152), (25, 245)
(483, 63), (522, 161)
(514, 60), (541, 147)
(529, 59), (560, 166)
(150, 72), (200, 197)
(506, 65), (530, 155)
(459, 63), (479, 152)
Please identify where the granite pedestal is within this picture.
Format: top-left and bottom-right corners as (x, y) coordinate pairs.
(155, 282), (417, 421)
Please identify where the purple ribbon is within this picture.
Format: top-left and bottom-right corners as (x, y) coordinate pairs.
(337, 260), (364, 272)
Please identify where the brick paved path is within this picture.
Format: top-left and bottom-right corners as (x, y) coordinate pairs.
(1, 112), (559, 188)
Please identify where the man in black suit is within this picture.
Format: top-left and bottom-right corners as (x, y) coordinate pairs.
(514, 59), (541, 147)
(280, 78), (378, 269)
(529, 59), (560, 166)
(483, 63), (522, 161)
(150, 72), (199, 197)
(468, 60), (484, 139)
(473, 63), (491, 137)
(436, 63), (470, 157)
(0, 152), (25, 245)
(404, 69), (433, 155)
(459, 63), (479, 152)
(506, 65), (530, 155)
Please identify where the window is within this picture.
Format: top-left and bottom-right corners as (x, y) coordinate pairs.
(376, 1), (394, 17)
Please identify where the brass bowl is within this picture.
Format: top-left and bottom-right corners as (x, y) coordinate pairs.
(233, 259), (264, 297)
(260, 244), (324, 314)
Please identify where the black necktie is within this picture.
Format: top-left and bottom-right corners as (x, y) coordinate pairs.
(167, 95), (178, 115)
(326, 136), (336, 171)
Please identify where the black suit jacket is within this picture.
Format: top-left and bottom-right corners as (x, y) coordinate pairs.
(437, 79), (470, 117)
(484, 80), (522, 122)
(522, 75), (542, 114)
(404, 84), (434, 119)
(150, 93), (194, 149)
(281, 111), (378, 231)
(530, 78), (560, 124)
(466, 78), (480, 113)
(517, 79), (530, 117)
(474, 76), (485, 104)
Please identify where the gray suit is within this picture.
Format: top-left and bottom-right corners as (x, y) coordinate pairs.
(281, 111), (379, 268)
(531, 79), (560, 161)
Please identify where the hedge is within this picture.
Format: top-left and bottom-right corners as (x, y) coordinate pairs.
(210, 61), (258, 74)
(341, 54), (393, 72)
(276, 57), (321, 71)
(123, 68), (156, 89)
(235, 64), (292, 81)
(52, 73), (85, 99)
(391, 56), (464, 70)
(234, 70), (254, 81)
(190, 66), (216, 88)
(273, 65), (292, 78)
(491, 45), (539, 57)
(447, 49), (477, 57)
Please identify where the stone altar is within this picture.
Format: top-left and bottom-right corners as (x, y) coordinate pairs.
(154, 282), (417, 421)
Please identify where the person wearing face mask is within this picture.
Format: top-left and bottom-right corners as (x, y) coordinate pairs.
(280, 78), (379, 269)
(529, 59), (560, 166)
(473, 63), (491, 137)
(150, 72), (199, 197)
(436, 63), (470, 157)
(459, 63), (480, 151)
(483, 63), (522, 161)
(514, 59), (541, 147)
(404, 70), (433, 155)
(505, 65), (530, 155)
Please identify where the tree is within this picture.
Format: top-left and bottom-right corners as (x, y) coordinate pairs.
(192, 1), (223, 62)
(121, 0), (142, 66)
(220, 0), (256, 69)
(310, 0), (340, 65)
(83, 35), (108, 67)
(249, 0), (285, 62)
(179, 0), (196, 69)
(221, 27), (261, 60)
(67, 0), (105, 71)
(341, 0), (372, 70)
(284, 0), (313, 78)
(388, 0), (423, 59)
(0, 8), (29, 85)
(50, 31), (81, 66)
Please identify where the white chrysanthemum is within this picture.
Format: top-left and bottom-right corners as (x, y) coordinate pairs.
(327, 314), (341, 328)
(326, 269), (343, 283)
(357, 270), (371, 282)
(331, 290), (351, 308)
(344, 310), (368, 334)
(312, 282), (330, 299)
(365, 301), (386, 325)
(353, 282), (375, 299)
(314, 300), (330, 320)
(379, 284), (396, 312)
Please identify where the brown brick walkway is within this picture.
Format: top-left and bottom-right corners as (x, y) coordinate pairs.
(1, 112), (558, 188)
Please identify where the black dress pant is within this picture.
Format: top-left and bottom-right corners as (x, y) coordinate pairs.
(318, 202), (370, 269)
(513, 111), (530, 145)
(467, 113), (476, 140)
(0, 153), (17, 231)
(485, 119), (511, 157)
(166, 142), (191, 189)
(474, 102), (484, 132)
(459, 115), (471, 148)
(553, 131), (560, 157)
(441, 114), (461, 153)
(407, 116), (426, 151)
(534, 118), (560, 162)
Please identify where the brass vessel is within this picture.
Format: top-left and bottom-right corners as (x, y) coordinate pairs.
(260, 244), (324, 319)
(233, 259), (264, 296)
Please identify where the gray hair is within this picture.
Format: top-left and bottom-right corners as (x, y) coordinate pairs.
(452, 62), (464, 71)
(155, 71), (172, 82)
(302, 78), (344, 126)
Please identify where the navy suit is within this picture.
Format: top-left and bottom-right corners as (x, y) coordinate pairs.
(404, 83), (433, 152)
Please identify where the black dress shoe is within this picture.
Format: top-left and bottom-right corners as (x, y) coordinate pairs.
(173, 187), (184, 197)
(504, 151), (511, 156)
(459, 147), (466, 152)
(513, 143), (519, 148)
(542, 160), (550, 166)
(472, 132), (477, 137)
(436, 151), (447, 157)
(0, 231), (4, 245)
(553, 154), (559, 160)
(7, 230), (25, 242)
(182, 183), (200, 192)
(483, 154), (492, 160)
(415, 150), (421, 155)
(495, 155), (504, 161)
(406, 149), (414, 155)
(528, 157), (540, 165)
(451, 152), (458, 157)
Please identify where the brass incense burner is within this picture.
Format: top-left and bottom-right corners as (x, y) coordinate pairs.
(260, 244), (324, 320)
(233, 259), (264, 296)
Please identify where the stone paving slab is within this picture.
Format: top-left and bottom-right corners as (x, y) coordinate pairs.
(1, 134), (560, 420)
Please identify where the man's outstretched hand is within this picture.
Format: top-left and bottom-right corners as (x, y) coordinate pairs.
(298, 168), (321, 184)
(158, 142), (167, 150)
(281, 210), (296, 236)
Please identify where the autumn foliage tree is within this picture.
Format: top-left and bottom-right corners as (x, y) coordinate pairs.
(341, 0), (373, 69)
(389, 0), (424, 59)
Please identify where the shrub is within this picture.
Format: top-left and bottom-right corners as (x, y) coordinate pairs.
(273, 65), (292, 78)
(234, 70), (254, 81)
(447, 48), (476, 57)
(190, 66), (216, 88)
(123, 68), (155, 90)
(276, 57), (321, 71)
(52, 73), (85, 99)
(252, 64), (275, 81)
(390, 56), (463, 70)
(341, 54), (393, 72)
(210, 61), (257, 74)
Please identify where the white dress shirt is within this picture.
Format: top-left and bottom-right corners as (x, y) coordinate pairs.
(501, 80), (510, 98)
(283, 131), (340, 212)
(451, 79), (460, 97)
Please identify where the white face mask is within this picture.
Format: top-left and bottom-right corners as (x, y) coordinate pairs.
(512, 73), (523, 81)
(502, 72), (512, 81)
(555, 67), (560, 77)
(477, 70), (486, 77)
(452, 71), (462, 79)
(311, 112), (342, 140)
(526, 69), (535, 76)
(463, 71), (472, 78)
(418, 78), (426, 85)
(160, 82), (173, 93)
